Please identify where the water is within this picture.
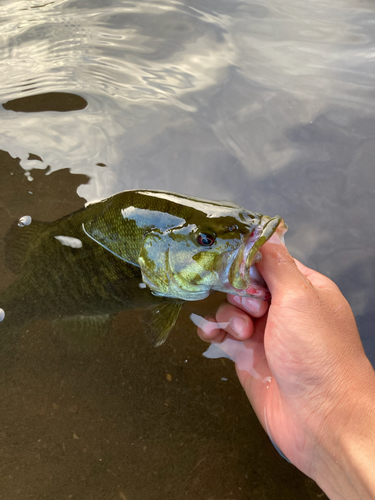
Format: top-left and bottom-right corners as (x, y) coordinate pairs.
(1, 0), (375, 498)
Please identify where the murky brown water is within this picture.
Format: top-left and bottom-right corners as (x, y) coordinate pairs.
(1, 0), (375, 498)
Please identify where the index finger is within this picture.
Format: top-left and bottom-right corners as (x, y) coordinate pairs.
(227, 295), (269, 318)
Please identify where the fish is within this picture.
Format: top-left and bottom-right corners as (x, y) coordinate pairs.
(0, 190), (286, 346)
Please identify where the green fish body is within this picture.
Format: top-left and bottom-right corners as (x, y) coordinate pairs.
(0, 190), (286, 345)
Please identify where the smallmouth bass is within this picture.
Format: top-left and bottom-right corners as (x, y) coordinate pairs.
(1, 190), (286, 346)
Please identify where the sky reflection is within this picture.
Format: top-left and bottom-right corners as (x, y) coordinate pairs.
(0, 0), (374, 362)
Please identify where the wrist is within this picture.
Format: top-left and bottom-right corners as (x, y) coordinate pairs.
(312, 358), (375, 499)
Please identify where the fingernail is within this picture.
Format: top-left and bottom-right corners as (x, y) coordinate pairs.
(229, 317), (246, 337)
(242, 297), (261, 314)
(268, 231), (287, 246)
(267, 233), (283, 245)
(231, 295), (242, 306)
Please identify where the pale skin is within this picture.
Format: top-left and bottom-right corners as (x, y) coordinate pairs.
(197, 235), (375, 500)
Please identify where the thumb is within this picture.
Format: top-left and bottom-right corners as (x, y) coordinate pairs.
(256, 234), (312, 296)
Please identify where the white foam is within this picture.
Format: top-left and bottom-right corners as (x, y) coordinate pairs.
(54, 235), (83, 249)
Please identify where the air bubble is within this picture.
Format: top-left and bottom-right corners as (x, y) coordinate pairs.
(0, 308), (5, 321)
(18, 215), (32, 227)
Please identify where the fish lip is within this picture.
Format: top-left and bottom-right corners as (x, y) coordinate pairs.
(240, 215), (287, 278)
(233, 272), (271, 300)
(223, 215), (287, 298)
(222, 267), (271, 300)
(214, 215), (287, 300)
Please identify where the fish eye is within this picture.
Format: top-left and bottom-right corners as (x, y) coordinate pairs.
(197, 233), (216, 246)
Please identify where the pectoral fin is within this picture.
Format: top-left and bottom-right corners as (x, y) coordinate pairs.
(143, 301), (183, 347)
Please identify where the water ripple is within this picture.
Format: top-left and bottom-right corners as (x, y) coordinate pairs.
(0, 0), (234, 108)
(0, 1), (375, 340)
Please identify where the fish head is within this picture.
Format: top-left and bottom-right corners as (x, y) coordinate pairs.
(138, 206), (287, 301)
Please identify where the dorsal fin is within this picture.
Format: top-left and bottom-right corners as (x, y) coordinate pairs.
(4, 219), (48, 274)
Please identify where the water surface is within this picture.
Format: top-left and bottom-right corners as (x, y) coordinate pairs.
(1, 0), (375, 498)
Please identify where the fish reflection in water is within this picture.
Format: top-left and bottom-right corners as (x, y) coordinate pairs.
(191, 312), (271, 386)
(0, 189), (286, 347)
(192, 312), (291, 463)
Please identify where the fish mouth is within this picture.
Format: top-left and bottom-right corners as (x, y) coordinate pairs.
(226, 215), (287, 299)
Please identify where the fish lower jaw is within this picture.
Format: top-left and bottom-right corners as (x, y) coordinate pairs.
(245, 285), (271, 301)
(146, 277), (212, 302)
(220, 281), (270, 301)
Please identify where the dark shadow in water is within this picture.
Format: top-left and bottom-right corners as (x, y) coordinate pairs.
(2, 92), (88, 112)
(0, 149), (89, 220)
(0, 150), (89, 290)
(0, 151), (327, 499)
(0, 300), (325, 500)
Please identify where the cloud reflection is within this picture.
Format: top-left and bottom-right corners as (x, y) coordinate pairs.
(0, 0), (374, 360)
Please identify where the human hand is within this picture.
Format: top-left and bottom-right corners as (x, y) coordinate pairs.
(197, 235), (375, 499)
